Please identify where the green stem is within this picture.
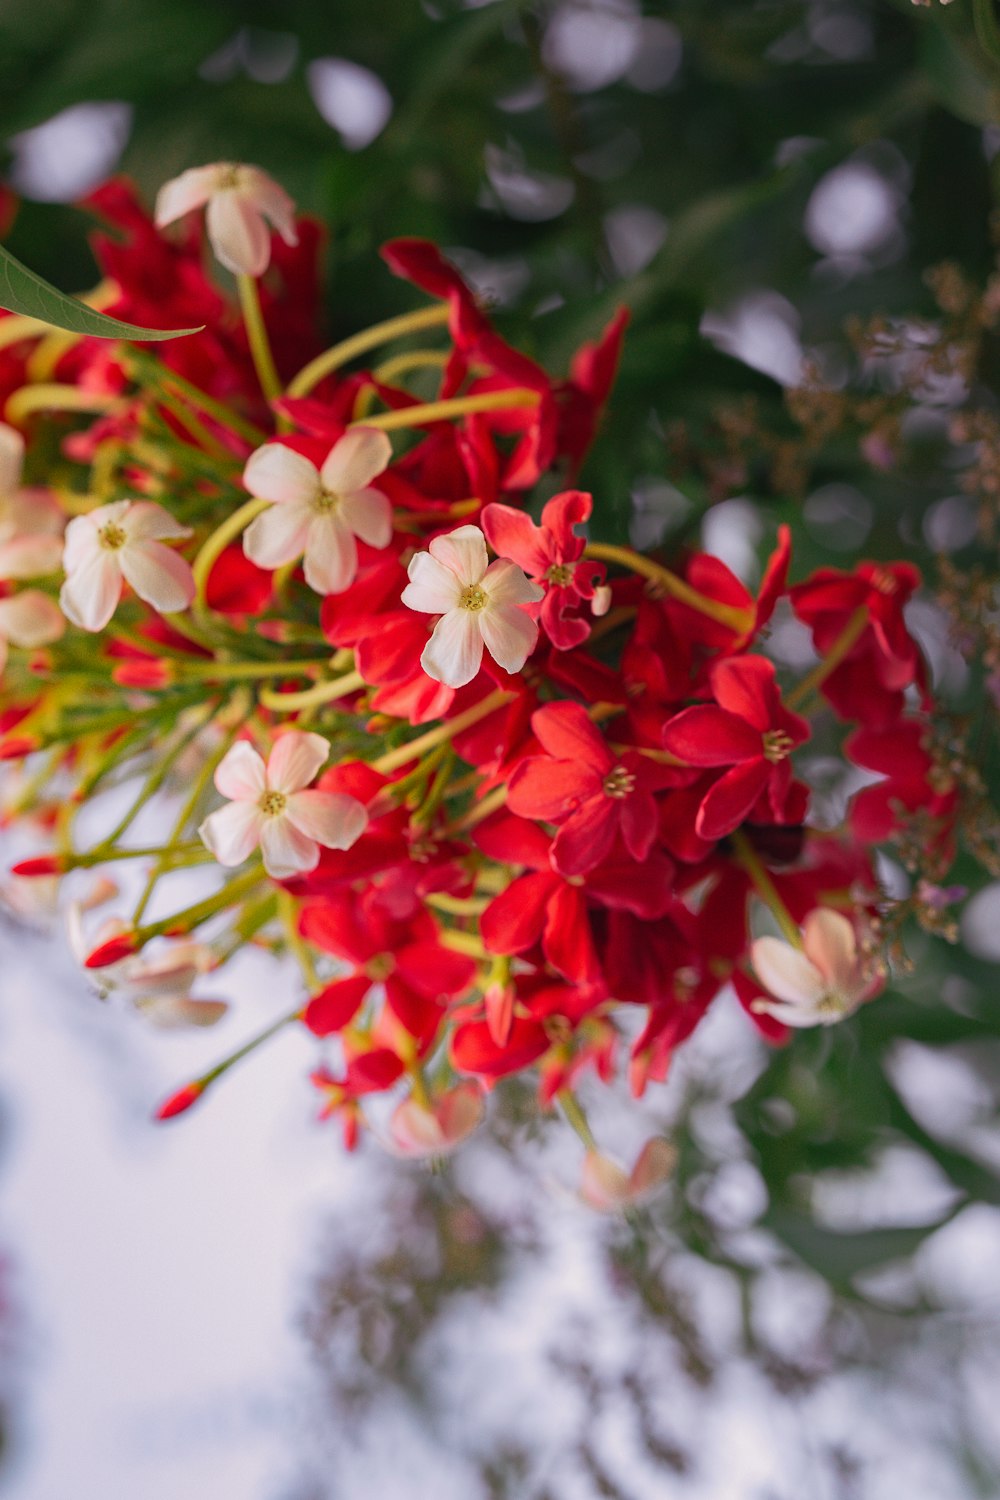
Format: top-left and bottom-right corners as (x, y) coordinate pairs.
(236, 274), (282, 406)
(583, 542), (754, 635)
(559, 1090), (597, 1150)
(730, 829), (802, 949)
(287, 303), (451, 399)
(786, 606), (869, 712)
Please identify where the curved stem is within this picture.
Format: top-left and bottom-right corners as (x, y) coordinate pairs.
(730, 829), (802, 949)
(236, 274), (282, 406)
(354, 387), (541, 432)
(258, 668), (366, 713)
(785, 605), (868, 711)
(191, 496), (270, 608)
(583, 542), (754, 635)
(287, 303), (451, 399)
(373, 688), (513, 775)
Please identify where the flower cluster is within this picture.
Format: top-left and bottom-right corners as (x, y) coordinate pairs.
(0, 164), (958, 1193)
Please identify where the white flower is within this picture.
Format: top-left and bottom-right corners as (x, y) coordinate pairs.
(154, 162), (298, 278)
(385, 1083), (485, 1159)
(401, 524), (543, 688)
(0, 421), (64, 580)
(67, 903), (228, 1027)
(750, 908), (882, 1029)
(199, 730), (368, 880)
(59, 500), (195, 632)
(0, 589), (65, 672)
(242, 429), (393, 595)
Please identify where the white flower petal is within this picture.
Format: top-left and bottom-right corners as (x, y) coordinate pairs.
(259, 816), (319, 879)
(479, 601), (538, 674)
(123, 501), (193, 544)
(60, 551), (123, 631)
(483, 558), (544, 606)
(338, 487), (393, 548)
(243, 444), (320, 507)
(154, 165), (225, 227)
(751, 936), (827, 1007)
(803, 908), (858, 994)
(266, 730), (330, 794)
(243, 502), (311, 571)
(61, 510), (105, 573)
(427, 524), (488, 587)
(750, 996), (828, 1029)
(320, 427), (392, 494)
(199, 800), (264, 867)
(214, 740), (267, 802)
(284, 790), (367, 850)
(421, 608), (484, 688)
(0, 534), (64, 579)
(119, 541), (195, 614)
(0, 423), (25, 497)
(0, 590), (64, 648)
(303, 514), (357, 595)
(135, 995), (229, 1029)
(206, 190), (270, 278)
(401, 551), (463, 614)
(240, 168), (299, 245)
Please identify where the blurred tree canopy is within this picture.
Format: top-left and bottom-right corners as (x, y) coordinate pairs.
(2, 0), (1000, 1360)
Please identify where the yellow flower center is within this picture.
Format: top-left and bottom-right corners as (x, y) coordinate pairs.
(603, 765), (635, 799)
(259, 790), (288, 817)
(762, 730), (794, 763)
(546, 563), (573, 586)
(98, 522), (127, 551)
(312, 489), (340, 515)
(460, 584), (488, 612)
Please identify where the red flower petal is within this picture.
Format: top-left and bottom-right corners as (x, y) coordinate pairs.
(303, 974), (371, 1036)
(662, 706), (761, 766)
(695, 759), (772, 841)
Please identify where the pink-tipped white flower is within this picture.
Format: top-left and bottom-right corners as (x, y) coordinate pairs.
(386, 1082), (485, 1159)
(154, 162), (298, 278)
(67, 903), (228, 1027)
(242, 429), (393, 595)
(0, 421), (65, 580)
(401, 524), (544, 688)
(199, 730), (367, 880)
(750, 908), (883, 1028)
(59, 500), (195, 632)
(0, 589), (64, 673)
(580, 1138), (676, 1213)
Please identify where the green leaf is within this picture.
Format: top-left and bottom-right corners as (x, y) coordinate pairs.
(0, 242), (201, 341)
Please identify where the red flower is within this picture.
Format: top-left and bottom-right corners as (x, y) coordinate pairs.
(301, 889), (476, 1045)
(790, 561), (926, 727)
(661, 656), (810, 840)
(481, 490), (606, 650)
(507, 701), (665, 876)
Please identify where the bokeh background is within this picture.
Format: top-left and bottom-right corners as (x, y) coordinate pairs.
(2, 1), (1000, 1496)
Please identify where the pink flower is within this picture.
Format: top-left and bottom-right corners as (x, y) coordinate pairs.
(401, 523), (543, 688)
(199, 731), (368, 879)
(750, 908), (883, 1028)
(580, 1138), (676, 1212)
(59, 500), (195, 632)
(0, 421), (64, 581)
(386, 1082), (485, 1158)
(154, 162), (298, 277)
(0, 589), (64, 673)
(242, 429), (393, 595)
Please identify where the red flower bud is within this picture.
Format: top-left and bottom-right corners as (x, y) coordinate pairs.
(154, 1081), (206, 1120)
(84, 931), (140, 968)
(111, 659), (175, 689)
(0, 734), (39, 761)
(9, 854), (65, 877)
